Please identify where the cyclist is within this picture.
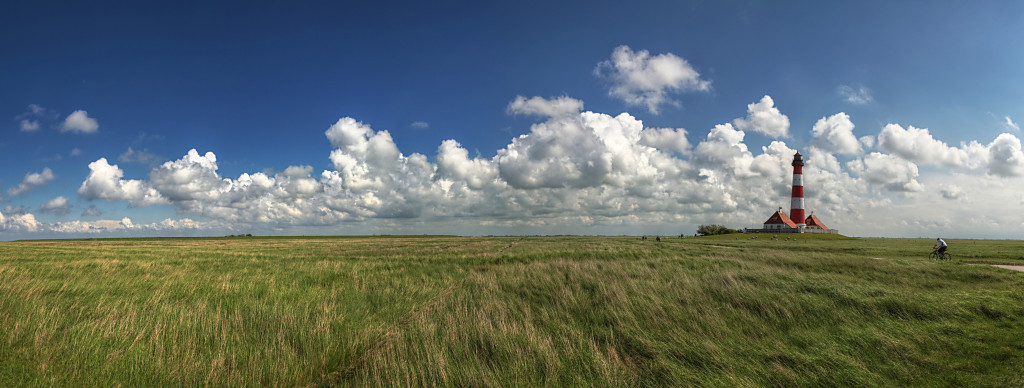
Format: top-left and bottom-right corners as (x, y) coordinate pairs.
(934, 238), (948, 256)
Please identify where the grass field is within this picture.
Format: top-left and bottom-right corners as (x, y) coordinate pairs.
(1, 234), (1022, 386)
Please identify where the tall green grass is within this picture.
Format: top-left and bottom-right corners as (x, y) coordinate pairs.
(1, 236), (1022, 386)
(0, 237), (507, 386)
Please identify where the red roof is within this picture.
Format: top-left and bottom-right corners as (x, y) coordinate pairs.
(805, 214), (829, 230)
(763, 209), (798, 228)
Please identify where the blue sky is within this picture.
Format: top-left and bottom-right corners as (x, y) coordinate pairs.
(3, 1), (1024, 239)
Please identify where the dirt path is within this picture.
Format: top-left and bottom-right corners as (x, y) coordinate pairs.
(965, 263), (1024, 273)
(989, 265), (1024, 273)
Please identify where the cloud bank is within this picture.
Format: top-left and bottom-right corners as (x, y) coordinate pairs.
(5, 94), (1024, 240)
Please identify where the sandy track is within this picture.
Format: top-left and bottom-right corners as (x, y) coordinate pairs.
(989, 265), (1024, 273)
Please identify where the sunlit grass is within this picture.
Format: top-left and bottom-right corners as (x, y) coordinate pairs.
(1, 235), (1022, 386)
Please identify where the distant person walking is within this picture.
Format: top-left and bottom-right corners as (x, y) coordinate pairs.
(934, 238), (948, 255)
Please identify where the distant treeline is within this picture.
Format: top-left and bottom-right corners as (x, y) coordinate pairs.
(697, 224), (742, 236)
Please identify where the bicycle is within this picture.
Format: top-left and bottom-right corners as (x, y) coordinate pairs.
(929, 248), (952, 261)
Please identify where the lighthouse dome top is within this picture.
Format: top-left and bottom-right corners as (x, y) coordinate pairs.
(792, 151), (804, 166)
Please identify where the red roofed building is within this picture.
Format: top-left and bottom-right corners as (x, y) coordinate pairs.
(804, 213), (829, 230)
(763, 207), (798, 230)
(747, 208), (837, 234)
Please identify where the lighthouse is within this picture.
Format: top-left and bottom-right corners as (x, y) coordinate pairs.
(745, 151), (837, 234)
(790, 151), (805, 229)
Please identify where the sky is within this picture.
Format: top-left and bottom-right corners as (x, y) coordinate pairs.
(2, 0), (1024, 240)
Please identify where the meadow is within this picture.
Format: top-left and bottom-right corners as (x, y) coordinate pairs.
(1, 234), (1022, 386)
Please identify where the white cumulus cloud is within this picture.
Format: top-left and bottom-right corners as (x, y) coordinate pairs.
(506, 95), (583, 118)
(40, 196), (73, 215)
(847, 152), (923, 192)
(732, 95), (790, 138)
(494, 110), (667, 189)
(19, 119), (39, 132)
(15, 104), (51, 132)
(987, 133), (1024, 177)
(61, 110), (99, 133)
(149, 149), (225, 201)
(594, 45), (710, 114)
(876, 123), (1024, 176)
(877, 124), (978, 168)
(811, 112), (861, 155)
(694, 123), (755, 177)
(639, 127), (692, 156)
(6, 167), (56, 197)
(2, 212), (212, 235)
(78, 158), (167, 206)
(0, 210), (41, 233)
(436, 139), (499, 190)
(859, 136), (876, 149)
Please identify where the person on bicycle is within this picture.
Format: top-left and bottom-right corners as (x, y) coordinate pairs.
(934, 238), (948, 255)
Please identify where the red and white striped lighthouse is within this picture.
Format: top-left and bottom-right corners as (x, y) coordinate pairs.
(790, 151), (805, 229)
